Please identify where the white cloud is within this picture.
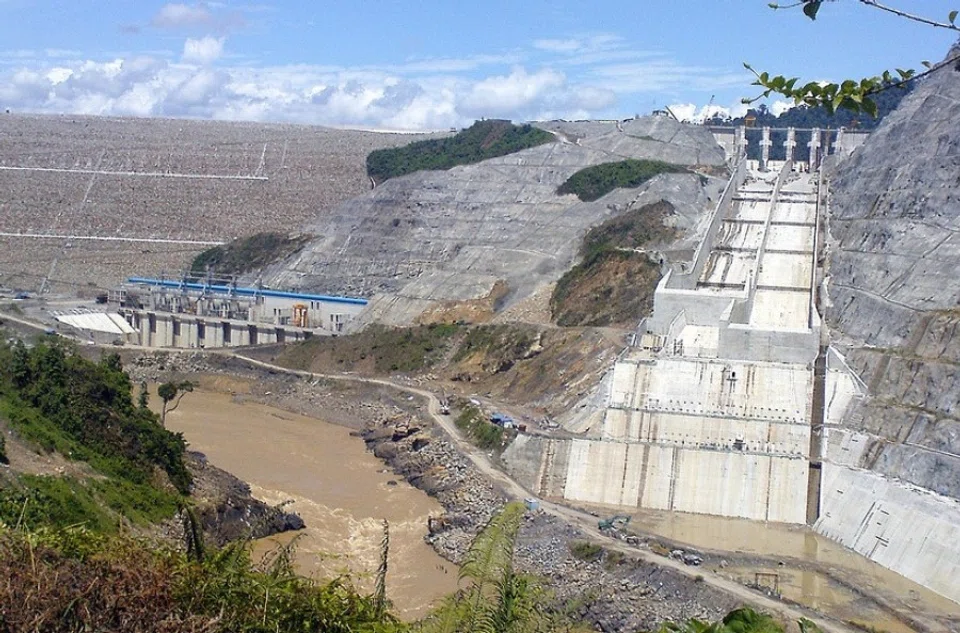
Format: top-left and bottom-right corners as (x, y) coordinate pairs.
(769, 99), (794, 116)
(533, 39), (582, 53)
(182, 36), (224, 65)
(152, 3), (212, 29)
(0, 33), (762, 130)
(459, 67), (565, 117)
(667, 101), (751, 123)
(150, 2), (245, 33)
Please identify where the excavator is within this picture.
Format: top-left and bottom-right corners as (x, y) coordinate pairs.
(597, 514), (631, 530)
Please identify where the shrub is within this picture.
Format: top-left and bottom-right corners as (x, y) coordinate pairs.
(557, 159), (688, 202)
(0, 527), (403, 633)
(569, 540), (604, 562)
(454, 405), (508, 452)
(0, 340), (191, 493)
(190, 232), (311, 278)
(366, 120), (554, 183)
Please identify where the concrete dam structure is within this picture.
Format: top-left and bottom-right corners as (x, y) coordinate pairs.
(506, 125), (960, 606)
(507, 159), (823, 525)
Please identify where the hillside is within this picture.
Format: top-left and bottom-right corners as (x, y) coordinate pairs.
(190, 232), (312, 278)
(0, 333), (300, 540)
(557, 160), (688, 202)
(366, 119), (554, 183)
(261, 116), (726, 327)
(0, 114), (440, 295)
(815, 45), (960, 603)
(551, 200), (677, 327)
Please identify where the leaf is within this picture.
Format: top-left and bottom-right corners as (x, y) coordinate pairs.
(862, 97), (878, 118)
(803, 0), (822, 20)
(922, 60), (933, 69)
(950, 10), (958, 24)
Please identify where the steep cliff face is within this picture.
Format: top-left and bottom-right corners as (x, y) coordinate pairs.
(826, 48), (960, 498)
(260, 117), (725, 326)
(818, 48), (960, 605)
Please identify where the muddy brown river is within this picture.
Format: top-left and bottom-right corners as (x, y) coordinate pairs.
(161, 383), (458, 620)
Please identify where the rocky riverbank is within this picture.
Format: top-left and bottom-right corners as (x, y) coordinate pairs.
(180, 451), (305, 546)
(360, 419), (741, 631)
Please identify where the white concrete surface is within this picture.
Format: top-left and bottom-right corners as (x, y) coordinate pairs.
(757, 253), (813, 288)
(765, 224), (814, 252)
(559, 165), (821, 524)
(816, 464), (960, 604)
(564, 439), (809, 523)
(750, 290), (811, 330)
(699, 252), (754, 287)
(54, 311), (137, 335)
(715, 221), (764, 250)
(771, 201), (816, 224)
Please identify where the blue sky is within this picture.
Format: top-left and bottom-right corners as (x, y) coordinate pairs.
(0, 1), (955, 129)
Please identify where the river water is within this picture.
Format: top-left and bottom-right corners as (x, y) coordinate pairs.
(161, 380), (458, 620)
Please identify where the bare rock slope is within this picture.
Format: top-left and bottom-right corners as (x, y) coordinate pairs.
(827, 54), (960, 498)
(819, 48), (960, 606)
(262, 117), (726, 326)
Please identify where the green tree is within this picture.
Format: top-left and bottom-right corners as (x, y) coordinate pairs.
(748, 1), (959, 114)
(137, 380), (149, 410)
(157, 380), (195, 427)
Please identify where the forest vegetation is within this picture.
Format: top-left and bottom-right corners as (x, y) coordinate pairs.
(557, 160), (688, 202)
(366, 120), (554, 184)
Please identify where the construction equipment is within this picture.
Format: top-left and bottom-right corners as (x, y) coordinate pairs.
(438, 389), (450, 415)
(597, 514), (631, 530)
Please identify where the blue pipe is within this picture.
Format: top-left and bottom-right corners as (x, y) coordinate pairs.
(126, 277), (368, 306)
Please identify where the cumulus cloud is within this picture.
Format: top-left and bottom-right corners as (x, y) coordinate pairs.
(0, 31), (760, 130)
(459, 67), (565, 118)
(182, 36), (224, 65)
(0, 48), (622, 130)
(667, 101), (750, 123)
(769, 99), (794, 116)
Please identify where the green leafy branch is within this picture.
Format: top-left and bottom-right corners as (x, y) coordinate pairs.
(746, 0), (960, 115)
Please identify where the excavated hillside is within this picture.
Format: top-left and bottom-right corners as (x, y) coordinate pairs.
(826, 51), (960, 500)
(260, 117), (726, 327)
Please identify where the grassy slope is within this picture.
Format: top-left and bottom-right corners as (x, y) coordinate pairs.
(366, 120), (554, 183)
(275, 323), (461, 374)
(0, 339), (189, 530)
(551, 200), (677, 327)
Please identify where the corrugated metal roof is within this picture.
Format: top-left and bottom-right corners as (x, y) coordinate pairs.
(54, 311), (136, 335)
(126, 277), (368, 306)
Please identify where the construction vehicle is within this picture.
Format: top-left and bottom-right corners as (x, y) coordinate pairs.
(438, 389), (450, 415)
(597, 514), (631, 530)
